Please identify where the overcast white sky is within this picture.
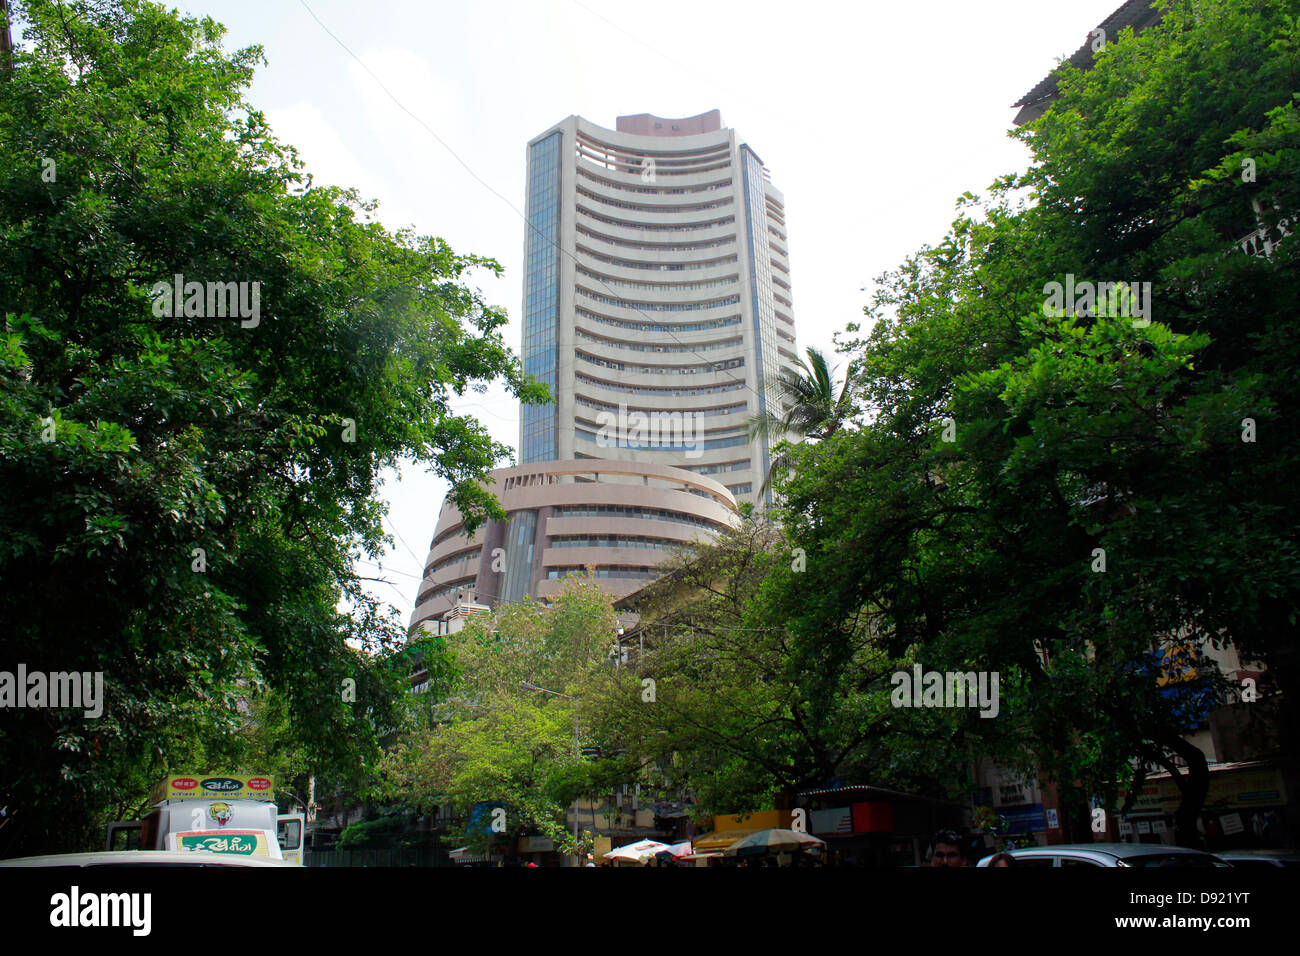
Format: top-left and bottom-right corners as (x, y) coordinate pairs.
(164, 0), (1126, 624)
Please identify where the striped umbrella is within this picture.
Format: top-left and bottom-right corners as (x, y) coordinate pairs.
(721, 828), (826, 857)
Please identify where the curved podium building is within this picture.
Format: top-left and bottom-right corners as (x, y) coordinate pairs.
(410, 460), (737, 624)
(411, 111), (797, 633)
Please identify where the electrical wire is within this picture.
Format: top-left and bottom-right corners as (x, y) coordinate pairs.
(297, 0), (789, 418)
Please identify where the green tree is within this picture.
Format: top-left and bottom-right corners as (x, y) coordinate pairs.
(765, 0), (1299, 845)
(377, 580), (621, 859)
(0, 0), (546, 854)
(597, 515), (980, 821)
(747, 345), (856, 495)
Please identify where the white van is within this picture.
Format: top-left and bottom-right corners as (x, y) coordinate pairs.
(106, 774), (306, 865)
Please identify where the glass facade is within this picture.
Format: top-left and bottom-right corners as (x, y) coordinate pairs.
(741, 146), (782, 504)
(553, 504), (724, 530)
(552, 535), (678, 551)
(575, 308), (742, 334)
(547, 566), (656, 581)
(576, 428), (749, 451)
(521, 131), (562, 463)
(575, 372), (746, 397)
(501, 509), (538, 604)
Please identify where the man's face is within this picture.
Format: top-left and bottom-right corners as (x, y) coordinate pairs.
(931, 841), (965, 867)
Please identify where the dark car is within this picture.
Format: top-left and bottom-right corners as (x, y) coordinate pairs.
(1212, 849), (1300, 869)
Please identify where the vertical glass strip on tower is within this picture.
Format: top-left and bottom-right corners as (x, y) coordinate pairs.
(521, 131), (562, 463)
(741, 145), (781, 502)
(500, 509), (538, 603)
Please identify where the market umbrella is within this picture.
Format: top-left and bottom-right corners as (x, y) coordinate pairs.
(650, 841), (693, 865)
(603, 839), (669, 862)
(721, 828), (825, 857)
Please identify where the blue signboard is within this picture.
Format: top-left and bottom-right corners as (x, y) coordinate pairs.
(467, 801), (506, 837)
(997, 803), (1046, 834)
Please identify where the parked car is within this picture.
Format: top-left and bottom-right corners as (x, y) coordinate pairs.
(1211, 849), (1300, 869)
(0, 850), (298, 867)
(975, 843), (1232, 867)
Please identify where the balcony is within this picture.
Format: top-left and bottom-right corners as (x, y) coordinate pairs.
(1236, 213), (1292, 259)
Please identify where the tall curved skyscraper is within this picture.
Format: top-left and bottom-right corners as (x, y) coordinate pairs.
(522, 110), (798, 503)
(410, 111), (798, 632)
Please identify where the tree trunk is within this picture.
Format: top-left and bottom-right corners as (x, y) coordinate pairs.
(1156, 732), (1210, 849)
(1056, 785), (1092, 844)
(0, 0), (13, 74)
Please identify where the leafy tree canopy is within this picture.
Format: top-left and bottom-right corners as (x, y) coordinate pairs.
(0, 0), (547, 854)
(764, 0), (1299, 843)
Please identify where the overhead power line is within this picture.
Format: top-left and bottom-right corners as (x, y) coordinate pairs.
(297, 0), (783, 415)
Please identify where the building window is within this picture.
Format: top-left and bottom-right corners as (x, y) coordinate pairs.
(522, 131), (562, 463)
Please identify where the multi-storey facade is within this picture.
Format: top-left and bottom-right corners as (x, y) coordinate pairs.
(410, 459), (737, 627)
(411, 111), (798, 632)
(521, 110), (798, 504)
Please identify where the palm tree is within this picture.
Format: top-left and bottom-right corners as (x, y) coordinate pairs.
(747, 346), (855, 496)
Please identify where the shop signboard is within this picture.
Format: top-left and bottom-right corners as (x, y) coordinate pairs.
(995, 804), (1045, 834)
(712, 810), (789, 833)
(1155, 644), (1198, 687)
(1127, 767), (1285, 813)
(811, 807), (852, 836)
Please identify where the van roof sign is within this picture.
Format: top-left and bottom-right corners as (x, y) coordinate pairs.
(151, 775), (274, 804)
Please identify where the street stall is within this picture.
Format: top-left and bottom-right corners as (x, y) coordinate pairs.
(603, 838), (669, 865)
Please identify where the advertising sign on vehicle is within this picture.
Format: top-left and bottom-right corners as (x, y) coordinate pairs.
(167, 829), (282, 858)
(151, 774), (275, 803)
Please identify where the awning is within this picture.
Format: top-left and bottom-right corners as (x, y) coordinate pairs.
(449, 846), (489, 863)
(691, 829), (754, 851)
(679, 851), (724, 862)
(798, 783), (959, 805)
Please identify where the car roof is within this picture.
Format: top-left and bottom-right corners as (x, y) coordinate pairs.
(0, 850), (297, 867)
(1010, 843), (1212, 857)
(1215, 849), (1300, 859)
(1034, 842), (1206, 858)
